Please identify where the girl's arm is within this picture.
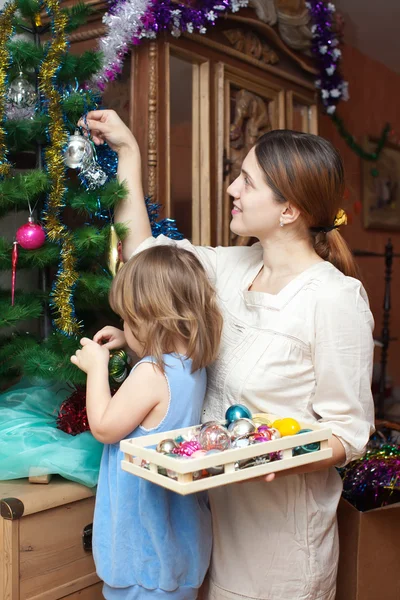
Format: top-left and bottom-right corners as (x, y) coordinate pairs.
(71, 338), (168, 444)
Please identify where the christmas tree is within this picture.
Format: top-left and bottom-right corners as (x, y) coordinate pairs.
(0, 0), (130, 391)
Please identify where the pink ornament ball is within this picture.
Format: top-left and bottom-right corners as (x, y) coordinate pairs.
(16, 221), (46, 250)
(174, 440), (202, 457)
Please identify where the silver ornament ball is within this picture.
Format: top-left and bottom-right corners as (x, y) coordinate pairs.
(156, 438), (178, 454)
(64, 130), (94, 170)
(228, 418), (256, 439)
(8, 73), (36, 108)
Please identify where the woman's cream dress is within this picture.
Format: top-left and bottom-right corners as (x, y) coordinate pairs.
(133, 237), (375, 600)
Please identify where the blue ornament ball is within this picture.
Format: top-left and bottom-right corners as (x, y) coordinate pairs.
(225, 404), (252, 424)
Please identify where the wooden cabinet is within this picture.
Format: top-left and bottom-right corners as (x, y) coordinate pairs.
(0, 478), (102, 600)
(69, 3), (318, 246)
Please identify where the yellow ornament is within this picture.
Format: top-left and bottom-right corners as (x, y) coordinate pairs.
(108, 224), (123, 276)
(273, 418), (301, 437)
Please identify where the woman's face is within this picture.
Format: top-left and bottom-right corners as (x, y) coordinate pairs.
(227, 147), (284, 240)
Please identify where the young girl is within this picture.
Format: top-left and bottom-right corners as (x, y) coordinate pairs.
(71, 245), (223, 600)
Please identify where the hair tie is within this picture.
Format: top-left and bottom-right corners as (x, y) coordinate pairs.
(310, 208), (348, 234)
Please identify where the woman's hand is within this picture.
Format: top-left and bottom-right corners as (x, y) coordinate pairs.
(70, 337), (110, 374)
(93, 326), (127, 350)
(78, 109), (139, 154)
(238, 435), (346, 484)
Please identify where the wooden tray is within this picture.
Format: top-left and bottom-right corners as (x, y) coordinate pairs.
(120, 417), (332, 495)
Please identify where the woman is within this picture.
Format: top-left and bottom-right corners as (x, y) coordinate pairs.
(81, 110), (375, 600)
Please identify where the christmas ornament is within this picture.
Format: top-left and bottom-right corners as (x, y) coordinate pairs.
(272, 418), (301, 437)
(64, 129), (108, 190)
(198, 422), (231, 451)
(108, 224), (123, 276)
(11, 241), (17, 306)
(16, 217), (46, 250)
(252, 413), (272, 426)
(8, 72), (36, 108)
(156, 438), (178, 454)
(292, 429), (320, 456)
(232, 435), (252, 449)
(64, 129), (94, 169)
(205, 449), (224, 475)
(227, 418), (255, 439)
(108, 349), (129, 383)
(225, 403), (252, 424)
(173, 440), (202, 457)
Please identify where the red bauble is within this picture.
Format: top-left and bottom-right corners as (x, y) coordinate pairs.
(16, 218), (46, 250)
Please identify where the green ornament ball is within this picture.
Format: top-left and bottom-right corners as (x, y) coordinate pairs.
(109, 350), (129, 383)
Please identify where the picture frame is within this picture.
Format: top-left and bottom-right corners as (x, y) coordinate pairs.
(363, 137), (400, 230)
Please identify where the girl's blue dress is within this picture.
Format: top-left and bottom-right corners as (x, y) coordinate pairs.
(93, 354), (212, 599)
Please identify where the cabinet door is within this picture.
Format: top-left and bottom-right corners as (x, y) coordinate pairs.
(286, 90), (317, 134)
(158, 45), (211, 245)
(215, 63), (285, 246)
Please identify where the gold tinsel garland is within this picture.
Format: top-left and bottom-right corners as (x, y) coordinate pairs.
(0, 0), (17, 178)
(39, 0), (80, 335)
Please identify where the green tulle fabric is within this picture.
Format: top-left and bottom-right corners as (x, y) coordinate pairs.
(0, 378), (102, 488)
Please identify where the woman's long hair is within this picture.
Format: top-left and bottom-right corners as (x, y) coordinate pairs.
(255, 130), (360, 279)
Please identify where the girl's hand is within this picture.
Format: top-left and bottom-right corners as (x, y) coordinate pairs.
(77, 109), (139, 154)
(93, 326), (127, 350)
(70, 337), (110, 374)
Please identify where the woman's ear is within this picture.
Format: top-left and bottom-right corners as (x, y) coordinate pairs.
(281, 204), (301, 225)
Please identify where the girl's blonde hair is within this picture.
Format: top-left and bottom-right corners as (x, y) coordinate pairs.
(109, 245), (223, 372)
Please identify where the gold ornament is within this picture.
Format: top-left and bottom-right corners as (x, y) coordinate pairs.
(34, 13), (42, 27)
(334, 208), (348, 228)
(108, 225), (123, 276)
(39, 0), (80, 336)
(0, 1), (18, 178)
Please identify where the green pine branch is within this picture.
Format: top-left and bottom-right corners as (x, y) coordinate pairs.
(16, 0), (41, 20)
(8, 40), (44, 79)
(75, 273), (112, 308)
(64, 2), (94, 33)
(19, 332), (87, 385)
(68, 180), (128, 213)
(58, 51), (103, 85)
(0, 293), (43, 328)
(5, 115), (48, 152)
(0, 332), (38, 378)
(0, 238), (59, 269)
(0, 170), (49, 217)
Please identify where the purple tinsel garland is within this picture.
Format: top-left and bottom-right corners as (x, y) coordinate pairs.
(95, 0), (248, 89)
(340, 444), (400, 512)
(306, 1), (348, 115)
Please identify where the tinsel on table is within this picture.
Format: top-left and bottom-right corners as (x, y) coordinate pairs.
(340, 444), (400, 512)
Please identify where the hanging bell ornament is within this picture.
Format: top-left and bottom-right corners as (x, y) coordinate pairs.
(108, 349), (129, 383)
(8, 72), (36, 108)
(108, 225), (123, 276)
(64, 130), (94, 170)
